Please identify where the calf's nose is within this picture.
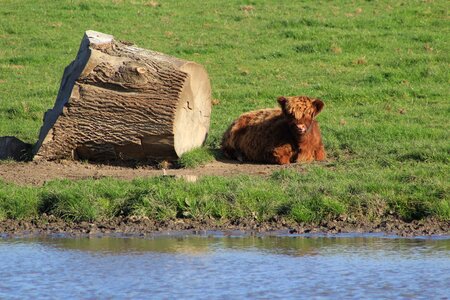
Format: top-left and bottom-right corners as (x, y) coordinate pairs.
(297, 124), (307, 133)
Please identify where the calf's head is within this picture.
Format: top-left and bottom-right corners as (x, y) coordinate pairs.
(277, 96), (324, 134)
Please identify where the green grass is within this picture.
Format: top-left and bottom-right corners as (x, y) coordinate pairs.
(177, 147), (215, 168)
(0, 181), (40, 220)
(0, 170), (448, 223)
(0, 0), (449, 223)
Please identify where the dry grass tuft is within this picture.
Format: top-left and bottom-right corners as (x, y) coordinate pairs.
(145, 1), (160, 8)
(331, 46), (342, 54)
(241, 5), (255, 12)
(355, 57), (367, 65)
(424, 43), (433, 52)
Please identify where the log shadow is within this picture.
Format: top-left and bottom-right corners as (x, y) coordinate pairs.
(0, 136), (33, 162)
(209, 147), (276, 166)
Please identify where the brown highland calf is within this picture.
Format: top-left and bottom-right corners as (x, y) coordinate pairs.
(221, 96), (326, 164)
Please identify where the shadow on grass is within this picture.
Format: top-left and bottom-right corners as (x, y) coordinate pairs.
(0, 136), (33, 162)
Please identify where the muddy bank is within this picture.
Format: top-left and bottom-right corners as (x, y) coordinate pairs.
(1, 215), (448, 238)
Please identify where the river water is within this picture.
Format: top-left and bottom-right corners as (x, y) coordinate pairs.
(1, 233), (449, 299)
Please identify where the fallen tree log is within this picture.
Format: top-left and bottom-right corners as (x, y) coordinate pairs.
(33, 30), (211, 161)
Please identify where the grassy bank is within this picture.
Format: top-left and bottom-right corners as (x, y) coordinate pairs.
(1, 167), (449, 223)
(0, 1), (449, 225)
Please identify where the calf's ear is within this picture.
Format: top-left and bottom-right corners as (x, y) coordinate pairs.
(277, 96), (287, 109)
(312, 99), (324, 116)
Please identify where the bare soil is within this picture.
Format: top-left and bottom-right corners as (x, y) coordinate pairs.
(0, 159), (292, 186)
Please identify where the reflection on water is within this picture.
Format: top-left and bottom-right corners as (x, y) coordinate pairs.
(38, 234), (450, 258)
(1, 235), (449, 299)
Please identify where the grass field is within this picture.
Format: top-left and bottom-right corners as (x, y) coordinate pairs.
(0, 0), (449, 223)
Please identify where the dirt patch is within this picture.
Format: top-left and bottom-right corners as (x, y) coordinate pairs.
(1, 215), (448, 238)
(0, 159), (301, 186)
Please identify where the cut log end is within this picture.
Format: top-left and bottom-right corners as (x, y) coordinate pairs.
(174, 62), (211, 156)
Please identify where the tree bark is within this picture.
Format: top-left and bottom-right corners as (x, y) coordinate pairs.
(33, 30), (211, 161)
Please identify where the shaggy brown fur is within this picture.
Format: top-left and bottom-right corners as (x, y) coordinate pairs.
(221, 96), (326, 164)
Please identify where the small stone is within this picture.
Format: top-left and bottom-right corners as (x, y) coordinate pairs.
(175, 174), (198, 182)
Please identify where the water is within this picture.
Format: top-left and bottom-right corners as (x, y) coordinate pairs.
(1, 234), (449, 299)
